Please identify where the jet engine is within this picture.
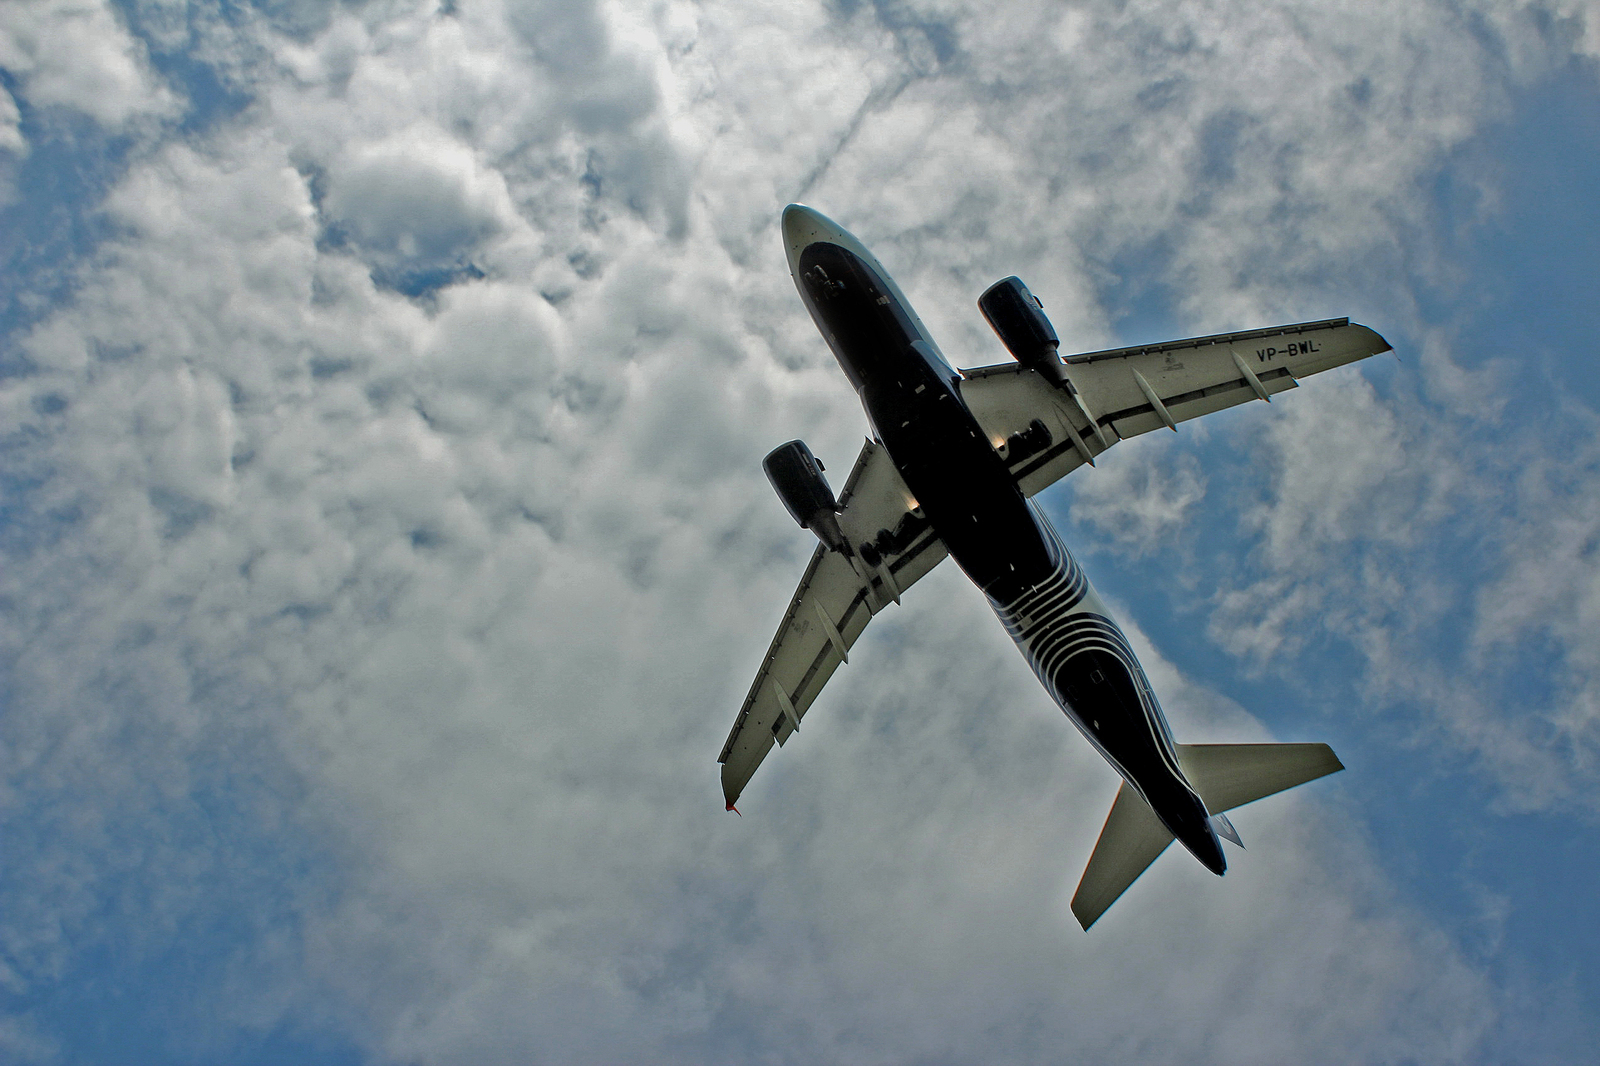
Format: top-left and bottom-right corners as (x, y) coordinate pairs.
(763, 440), (850, 555)
(979, 276), (1067, 386)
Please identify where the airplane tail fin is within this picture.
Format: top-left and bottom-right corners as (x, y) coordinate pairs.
(1070, 743), (1343, 931)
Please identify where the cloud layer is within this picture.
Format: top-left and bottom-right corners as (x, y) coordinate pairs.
(2, 0), (1597, 1061)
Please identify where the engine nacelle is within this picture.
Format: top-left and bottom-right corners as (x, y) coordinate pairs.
(763, 440), (850, 555)
(979, 276), (1067, 386)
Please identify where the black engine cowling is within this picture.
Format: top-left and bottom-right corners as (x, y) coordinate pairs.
(763, 440), (850, 555)
(978, 276), (1067, 386)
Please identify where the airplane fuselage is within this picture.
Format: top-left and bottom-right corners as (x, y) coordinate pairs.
(785, 206), (1225, 875)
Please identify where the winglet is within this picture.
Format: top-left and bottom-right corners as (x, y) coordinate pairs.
(726, 803), (741, 816)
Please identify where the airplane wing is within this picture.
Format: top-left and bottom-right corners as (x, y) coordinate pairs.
(719, 438), (947, 807)
(958, 317), (1392, 497)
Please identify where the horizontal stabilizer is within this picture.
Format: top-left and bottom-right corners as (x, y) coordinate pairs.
(1070, 782), (1173, 930)
(1175, 743), (1344, 814)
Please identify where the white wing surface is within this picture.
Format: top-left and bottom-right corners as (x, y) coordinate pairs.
(1070, 781), (1174, 931)
(719, 439), (947, 807)
(959, 317), (1392, 498)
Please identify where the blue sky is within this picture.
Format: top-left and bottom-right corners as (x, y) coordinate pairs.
(2, 1), (1598, 1063)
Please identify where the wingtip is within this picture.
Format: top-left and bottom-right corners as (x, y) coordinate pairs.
(1356, 322), (1394, 355)
(725, 802), (741, 816)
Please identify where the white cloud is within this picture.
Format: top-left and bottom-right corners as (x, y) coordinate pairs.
(323, 127), (519, 271)
(0, 83), (22, 205)
(1068, 434), (1208, 558)
(0, 0), (177, 130)
(0, 83), (23, 154)
(2, 0), (1597, 1060)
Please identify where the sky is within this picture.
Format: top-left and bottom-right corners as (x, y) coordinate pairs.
(1, 0), (1598, 1063)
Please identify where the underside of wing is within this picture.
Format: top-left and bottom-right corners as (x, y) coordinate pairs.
(960, 318), (1392, 498)
(719, 440), (947, 808)
(956, 370), (1101, 497)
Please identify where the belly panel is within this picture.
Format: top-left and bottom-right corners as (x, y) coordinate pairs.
(987, 508), (1187, 793)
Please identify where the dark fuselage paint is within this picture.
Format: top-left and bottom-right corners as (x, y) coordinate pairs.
(795, 239), (1225, 875)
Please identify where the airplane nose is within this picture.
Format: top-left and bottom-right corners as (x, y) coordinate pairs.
(782, 203), (823, 243)
(782, 204), (843, 276)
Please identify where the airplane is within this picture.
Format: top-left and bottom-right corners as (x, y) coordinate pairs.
(719, 205), (1392, 929)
